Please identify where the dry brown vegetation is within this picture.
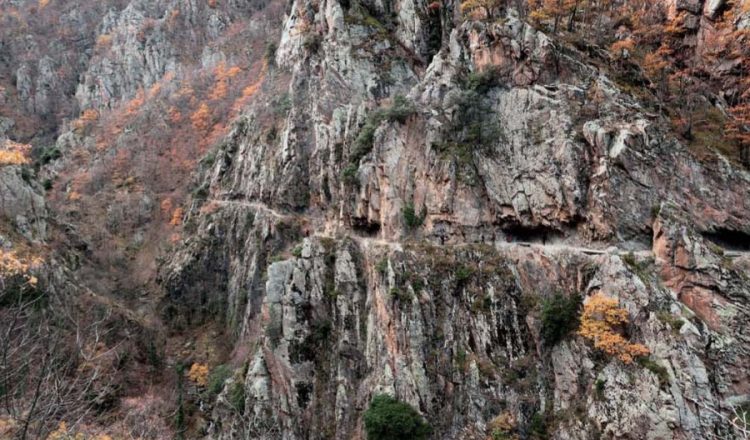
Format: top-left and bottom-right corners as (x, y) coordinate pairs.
(0, 140), (31, 166)
(0, 0), (288, 436)
(517, 0), (750, 165)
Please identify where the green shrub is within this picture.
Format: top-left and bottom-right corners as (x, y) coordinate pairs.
(273, 93), (292, 115)
(228, 381), (246, 414)
(455, 265), (474, 283)
(410, 277), (425, 294)
(528, 412), (548, 439)
(264, 41), (277, 65)
(350, 96), (415, 165)
(208, 364), (232, 396)
(402, 202), (424, 229)
(638, 357), (669, 386)
(472, 294), (492, 313)
(382, 95), (414, 123)
(200, 151), (216, 166)
(465, 68), (500, 93)
(192, 183), (209, 200)
(540, 293), (582, 347)
(389, 287), (412, 302)
(454, 348), (468, 371)
(303, 34), (323, 53)
(342, 164), (359, 185)
(292, 245), (303, 258)
(20, 167), (32, 183)
(650, 204), (661, 219)
(39, 146), (62, 165)
(376, 258), (389, 275)
(594, 378), (606, 400)
(145, 340), (162, 368)
(363, 394), (432, 440)
(621, 252), (652, 282)
(656, 311), (684, 332)
(351, 116), (382, 163)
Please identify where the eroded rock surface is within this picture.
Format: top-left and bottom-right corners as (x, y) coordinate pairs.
(158, 0), (750, 437)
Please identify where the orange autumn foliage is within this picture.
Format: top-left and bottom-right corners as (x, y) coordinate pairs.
(209, 80), (228, 101)
(170, 207), (184, 226)
(0, 140), (31, 166)
(191, 102), (212, 132)
(728, 103), (750, 142)
(210, 63), (242, 101)
(527, 0), (579, 33)
(610, 38), (636, 61)
(160, 198), (174, 216)
(578, 293), (650, 364)
(168, 106), (182, 123)
(95, 34), (113, 50)
(125, 90), (146, 116)
(0, 249), (42, 287)
(72, 108), (100, 131)
(728, 102), (750, 165)
(214, 63), (242, 81)
(187, 363), (209, 386)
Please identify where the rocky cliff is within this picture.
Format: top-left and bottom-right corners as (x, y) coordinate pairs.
(162, 0), (750, 438)
(1, 0), (750, 438)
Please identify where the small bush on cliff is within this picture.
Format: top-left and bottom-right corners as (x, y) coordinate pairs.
(364, 394), (432, 440)
(351, 96), (415, 165)
(208, 364), (232, 396)
(341, 164), (359, 185)
(381, 95), (414, 123)
(264, 41), (277, 66)
(540, 293), (581, 347)
(528, 412), (548, 439)
(637, 357), (669, 386)
(376, 258), (389, 275)
(228, 381), (246, 414)
(402, 202), (425, 230)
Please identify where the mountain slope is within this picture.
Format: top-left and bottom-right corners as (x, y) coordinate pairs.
(1, 0), (750, 438)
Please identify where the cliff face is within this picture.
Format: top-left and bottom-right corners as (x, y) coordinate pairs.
(1, 0), (750, 438)
(163, 0), (750, 438)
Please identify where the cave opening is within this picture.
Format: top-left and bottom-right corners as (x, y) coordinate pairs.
(702, 228), (750, 251)
(351, 217), (381, 236)
(502, 224), (564, 245)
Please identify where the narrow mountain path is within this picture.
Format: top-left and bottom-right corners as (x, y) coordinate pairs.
(209, 199), (748, 259)
(209, 199), (295, 220)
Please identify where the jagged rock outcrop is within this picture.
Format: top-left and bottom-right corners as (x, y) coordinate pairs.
(2, 0), (749, 437)
(0, 165), (47, 241)
(161, 0), (750, 438)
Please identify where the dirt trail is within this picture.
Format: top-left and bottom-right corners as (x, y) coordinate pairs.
(211, 199), (748, 258)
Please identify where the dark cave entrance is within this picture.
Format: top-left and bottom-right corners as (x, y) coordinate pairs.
(502, 224), (564, 245)
(702, 228), (750, 252)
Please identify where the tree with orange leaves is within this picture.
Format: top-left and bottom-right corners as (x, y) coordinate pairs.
(0, 140), (31, 166)
(609, 38), (635, 67)
(527, 0), (586, 33)
(191, 102), (212, 132)
(460, 0), (503, 19)
(643, 44), (672, 98)
(578, 293), (650, 364)
(0, 249), (41, 289)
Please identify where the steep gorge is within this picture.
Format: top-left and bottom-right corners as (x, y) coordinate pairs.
(1, 0), (750, 438)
